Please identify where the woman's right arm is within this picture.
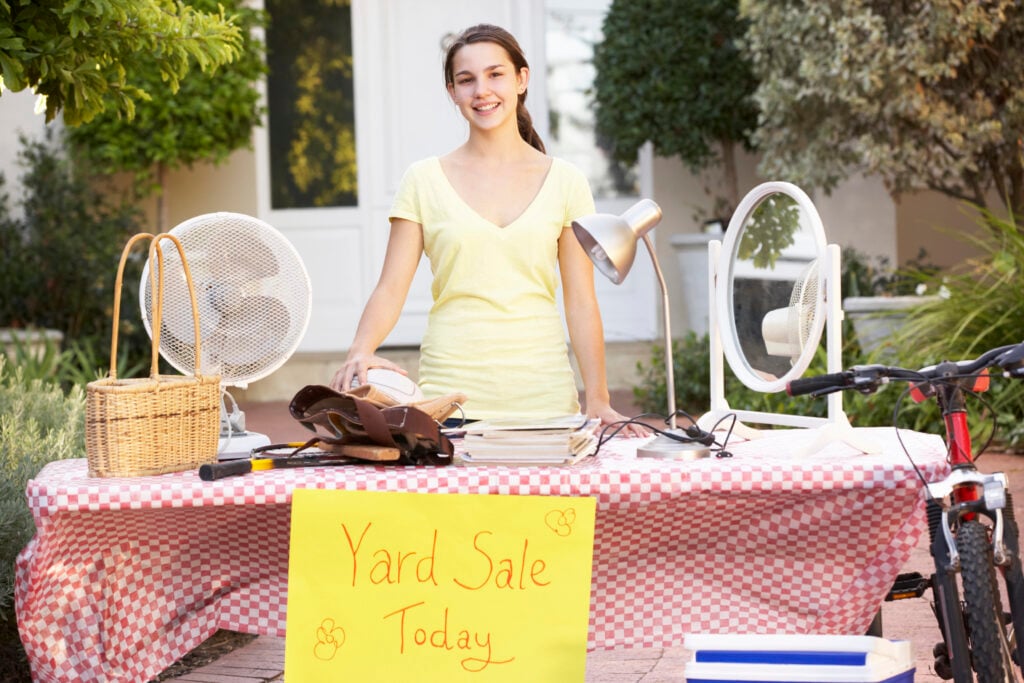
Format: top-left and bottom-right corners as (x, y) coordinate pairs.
(329, 219), (424, 391)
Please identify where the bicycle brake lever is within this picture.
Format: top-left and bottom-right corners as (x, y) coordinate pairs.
(809, 386), (851, 398)
(997, 343), (1024, 377)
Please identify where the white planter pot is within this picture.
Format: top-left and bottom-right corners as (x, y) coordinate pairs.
(670, 232), (718, 337)
(0, 328), (64, 361)
(843, 295), (939, 353)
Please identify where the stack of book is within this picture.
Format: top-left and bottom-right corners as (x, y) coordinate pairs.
(459, 415), (600, 466)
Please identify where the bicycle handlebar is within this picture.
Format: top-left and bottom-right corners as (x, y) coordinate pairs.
(786, 341), (1024, 398)
(785, 372), (853, 397)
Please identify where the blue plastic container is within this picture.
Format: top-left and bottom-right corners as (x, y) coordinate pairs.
(684, 635), (914, 683)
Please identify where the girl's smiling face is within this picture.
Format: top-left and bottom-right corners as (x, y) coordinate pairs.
(447, 41), (528, 134)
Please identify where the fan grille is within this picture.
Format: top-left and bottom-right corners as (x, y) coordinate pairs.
(141, 213), (311, 386)
(788, 260), (820, 358)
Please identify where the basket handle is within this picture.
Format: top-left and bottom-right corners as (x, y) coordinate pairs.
(107, 232), (207, 380)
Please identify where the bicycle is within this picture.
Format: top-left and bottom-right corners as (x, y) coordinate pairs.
(787, 341), (1024, 683)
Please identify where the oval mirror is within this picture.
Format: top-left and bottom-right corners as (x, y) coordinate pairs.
(715, 182), (827, 393)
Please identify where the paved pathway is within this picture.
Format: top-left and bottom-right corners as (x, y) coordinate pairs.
(161, 401), (1024, 681)
(165, 638), (690, 682)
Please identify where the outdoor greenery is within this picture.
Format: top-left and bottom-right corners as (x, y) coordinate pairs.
(840, 247), (941, 298)
(633, 320), (947, 437)
(0, 356), (86, 681)
(893, 211), (1024, 449)
(633, 330), (828, 428)
(67, 0), (265, 231)
(743, 0), (1024, 217)
(592, 0), (758, 220)
(0, 0), (244, 125)
(0, 132), (150, 382)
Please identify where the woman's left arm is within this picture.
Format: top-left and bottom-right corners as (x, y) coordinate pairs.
(558, 228), (649, 437)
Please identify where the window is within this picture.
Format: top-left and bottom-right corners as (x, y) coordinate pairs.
(546, 1), (638, 199)
(265, 0), (357, 209)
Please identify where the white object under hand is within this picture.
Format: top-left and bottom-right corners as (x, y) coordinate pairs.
(352, 368), (425, 404)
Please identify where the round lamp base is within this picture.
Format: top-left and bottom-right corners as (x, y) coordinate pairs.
(636, 431), (711, 460)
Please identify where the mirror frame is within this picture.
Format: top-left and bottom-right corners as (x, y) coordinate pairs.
(715, 181), (828, 394)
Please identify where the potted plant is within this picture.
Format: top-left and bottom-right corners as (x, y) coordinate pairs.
(841, 248), (943, 354)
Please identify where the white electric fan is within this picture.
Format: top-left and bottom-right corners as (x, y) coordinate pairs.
(140, 212), (312, 458)
(761, 260), (819, 364)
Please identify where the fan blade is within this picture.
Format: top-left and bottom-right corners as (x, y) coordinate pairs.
(196, 226), (280, 281)
(141, 253), (219, 341)
(204, 296), (291, 367)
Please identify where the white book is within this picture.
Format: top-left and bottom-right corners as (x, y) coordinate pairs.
(466, 436), (598, 456)
(460, 438), (597, 466)
(460, 418), (599, 465)
(463, 414), (593, 436)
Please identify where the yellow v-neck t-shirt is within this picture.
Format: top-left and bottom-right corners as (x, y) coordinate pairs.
(389, 156), (596, 419)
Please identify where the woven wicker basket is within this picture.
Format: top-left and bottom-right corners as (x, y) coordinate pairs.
(86, 233), (221, 477)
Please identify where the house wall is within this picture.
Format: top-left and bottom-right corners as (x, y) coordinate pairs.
(121, 148), (261, 231)
(163, 149), (260, 226)
(0, 90), (52, 216)
(896, 191), (987, 269)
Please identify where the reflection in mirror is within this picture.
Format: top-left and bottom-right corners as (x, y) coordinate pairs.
(729, 192), (820, 386)
(737, 193), (801, 268)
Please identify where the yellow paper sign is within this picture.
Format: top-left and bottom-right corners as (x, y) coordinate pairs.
(284, 489), (596, 682)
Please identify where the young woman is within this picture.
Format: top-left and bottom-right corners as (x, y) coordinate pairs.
(331, 24), (644, 435)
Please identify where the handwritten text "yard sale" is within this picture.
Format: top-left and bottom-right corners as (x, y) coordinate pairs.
(342, 522), (553, 672)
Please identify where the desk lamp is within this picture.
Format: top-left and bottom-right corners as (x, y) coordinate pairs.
(572, 199), (710, 459)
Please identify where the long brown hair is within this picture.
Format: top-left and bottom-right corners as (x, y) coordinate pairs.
(443, 24), (545, 153)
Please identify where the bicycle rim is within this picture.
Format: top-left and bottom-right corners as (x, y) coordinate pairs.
(958, 519), (1018, 682)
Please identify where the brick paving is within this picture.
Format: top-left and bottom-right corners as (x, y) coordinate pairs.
(161, 398), (1024, 681)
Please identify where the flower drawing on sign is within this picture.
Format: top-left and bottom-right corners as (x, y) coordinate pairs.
(313, 617), (346, 660)
(545, 508), (577, 537)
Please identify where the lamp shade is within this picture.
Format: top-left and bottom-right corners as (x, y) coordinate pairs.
(571, 199), (663, 284)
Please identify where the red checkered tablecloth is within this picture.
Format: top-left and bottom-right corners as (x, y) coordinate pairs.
(15, 426), (947, 682)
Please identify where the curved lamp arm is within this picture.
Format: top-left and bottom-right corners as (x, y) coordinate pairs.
(572, 199), (676, 429)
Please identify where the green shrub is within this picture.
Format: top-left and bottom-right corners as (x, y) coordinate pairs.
(840, 247), (940, 297)
(1, 326), (147, 396)
(0, 356), (86, 680)
(632, 329), (828, 425)
(0, 330), (66, 385)
(632, 328), (949, 437)
(891, 210), (1024, 451)
(0, 131), (149, 382)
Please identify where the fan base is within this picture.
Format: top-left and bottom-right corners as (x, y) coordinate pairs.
(217, 431), (272, 461)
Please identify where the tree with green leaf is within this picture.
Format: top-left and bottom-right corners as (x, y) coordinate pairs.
(0, 0), (243, 126)
(592, 0), (758, 220)
(743, 0), (1024, 217)
(66, 0), (265, 230)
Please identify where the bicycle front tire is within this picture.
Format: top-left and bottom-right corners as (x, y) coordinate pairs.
(959, 519), (1015, 682)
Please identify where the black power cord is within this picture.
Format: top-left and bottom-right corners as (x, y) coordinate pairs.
(595, 408), (738, 458)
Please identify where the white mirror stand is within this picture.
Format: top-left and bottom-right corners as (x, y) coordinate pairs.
(696, 182), (880, 455)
